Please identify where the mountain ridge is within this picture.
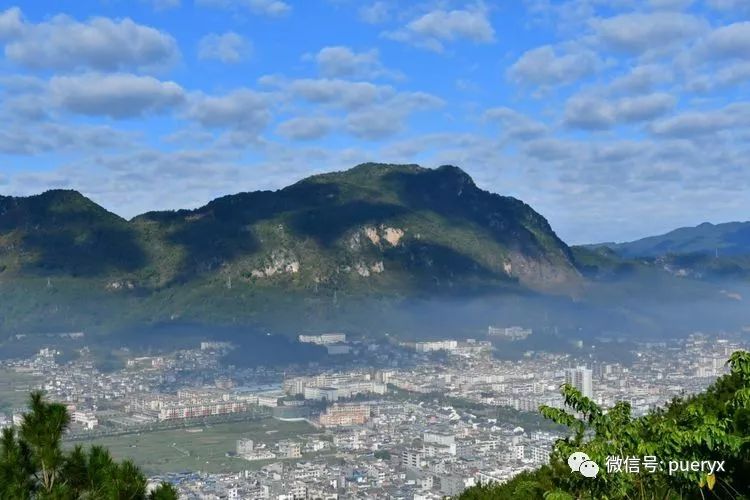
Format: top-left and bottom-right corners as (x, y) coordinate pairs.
(587, 220), (750, 258)
(0, 163), (584, 335)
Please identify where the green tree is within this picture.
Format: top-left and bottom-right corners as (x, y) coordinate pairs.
(0, 392), (178, 499)
(459, 351), (750, 499)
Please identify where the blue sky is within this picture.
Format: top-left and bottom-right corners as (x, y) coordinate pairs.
(0, 0), (748, 243)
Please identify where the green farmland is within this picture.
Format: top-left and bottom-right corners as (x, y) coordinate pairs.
(65, 418), (319, 475)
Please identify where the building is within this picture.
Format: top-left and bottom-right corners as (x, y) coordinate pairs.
(423, 430), (455, 447)
(237, 438), (254, 456)
(71, 409), (98, 430)
(318, 404), (370, 427)
(277, 440), (302, 459)
(488, 326), (532, 340)
(200, 341), (233, 351)
(414, 340), (457, 353)
(440, 475), (475, 497)
(565, 366), (593, 399)
(298, 333), (346, 345)
(401, 449), (423, 469)
(304, 386), (339, 402)
(258, 392), (283, 407)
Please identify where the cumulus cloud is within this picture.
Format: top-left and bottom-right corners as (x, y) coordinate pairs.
(707, 0), (750, 11)
(312, 46), (398, 80)
(384, 6), (495, 52)
(591, 12), (706, 54)
(196, 0), (291, 17)
(287, 79), (393, 109)
(0, 121), (132, 155)
(522, 138), (575, 161)
(694, 22), (750, 61)
(198, 32), (251, 63)
(345, 91), (443, 140)
(359, 2), (390, 24)
(0, 8), (179, 71)
(0, 7), (22, 40)
(607, 64), (673, 95)
(649, 0), (694, 9)
(650, 102), (750, 137)
(482, 107), (548, 139)
(564, 93), (676, 130)
(188, 89), (273, 134)
(276, 116), (335, 140)
(50, 74), (185, 118)
(507, 44), (600, 87)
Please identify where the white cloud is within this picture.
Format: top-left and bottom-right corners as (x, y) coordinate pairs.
(188, 89), (273, 133)
(50, 73), (185, 118)
(707, 0), (750, 12)
(650, 102), (750, 137)
(507, 44), (600, 87)
(607, 64), (672, 95)
(591, 12), (706, 54)
(695, 22), (750, 61)
(385, 7), (495, 52)
(198, 32), (251, 63)
(313, 46), (398, 80)
(344, 91), (443, 140)
(287, 79), (393, 109)
(564, 93), (676, 129)
(648, 0), (694, 9)
(616, 93), (676, 121)
(0, 122), (132, 155)
(522, 138), (575, 161)
(359, 2), (390, 24)
(276, 116), (335, 140)
(0, 8), (179, 71)
(482, 107), (548, 139)
(0, 7), (22, 40)
(196, 0), (291, 17)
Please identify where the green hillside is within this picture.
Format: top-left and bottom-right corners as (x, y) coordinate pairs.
(590, 221), (750, 258)
(0, 163), (580, 336)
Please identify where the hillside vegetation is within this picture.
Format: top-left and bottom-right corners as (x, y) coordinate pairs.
(0, 164), (579, 335)
(459, 351), (750, 499)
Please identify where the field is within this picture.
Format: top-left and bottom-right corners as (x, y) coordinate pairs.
(65, 419), (319, 474)
(0, 369), (43, 413)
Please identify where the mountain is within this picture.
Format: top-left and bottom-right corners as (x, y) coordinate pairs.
(0, 163), (581, 336)
(589, 221), (750, 258)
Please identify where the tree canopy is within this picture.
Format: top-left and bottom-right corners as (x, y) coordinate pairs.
(459, 351), (750, 499)
(0, 392), (179, 499)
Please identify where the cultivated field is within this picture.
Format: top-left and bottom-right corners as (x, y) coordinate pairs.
(66, 418), (318, 474)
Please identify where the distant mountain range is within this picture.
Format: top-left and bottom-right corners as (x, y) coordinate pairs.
(0, 163), (747, 340)
(588, 221), (750, 258)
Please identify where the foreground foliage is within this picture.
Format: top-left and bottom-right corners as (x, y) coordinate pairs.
(0, 392), (179, 499)
(459, 351), (750, 499)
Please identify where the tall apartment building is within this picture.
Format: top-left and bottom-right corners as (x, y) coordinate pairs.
(565, 366), (593, 399)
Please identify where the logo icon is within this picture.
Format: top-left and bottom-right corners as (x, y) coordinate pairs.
(569, 452), (599, 478)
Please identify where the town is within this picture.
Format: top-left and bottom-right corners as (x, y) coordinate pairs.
(0, 328), (745, 499)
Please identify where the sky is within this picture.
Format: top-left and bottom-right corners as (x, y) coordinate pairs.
(0, 0), (748, 244)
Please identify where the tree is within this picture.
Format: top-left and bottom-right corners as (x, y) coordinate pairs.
(459, 351), (750, 499)
(148, 482), (179, 500)
(0, 392), (179, 499)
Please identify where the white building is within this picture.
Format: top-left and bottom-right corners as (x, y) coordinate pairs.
(237, 438), (254, 456)
(72, 410), (99, 430)
(414, 340), (457, 353)
(565, 366), (593, 399)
